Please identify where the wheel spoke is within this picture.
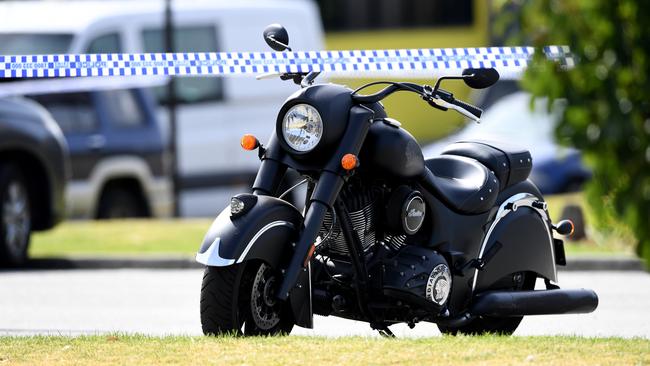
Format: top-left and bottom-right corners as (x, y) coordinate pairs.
(2, 181), (29, 253)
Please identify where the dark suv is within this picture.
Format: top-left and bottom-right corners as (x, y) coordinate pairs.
(30, 89), (172, 219)
(0, 97), (68, 265)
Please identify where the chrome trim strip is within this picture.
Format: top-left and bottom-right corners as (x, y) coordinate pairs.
(195, 238), (236, 266)
(195, 220), (294, 267)
(236, 221), (294, 263)
(471, 193), (557, 292)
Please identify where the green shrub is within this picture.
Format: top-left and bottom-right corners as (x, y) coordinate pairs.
(511, 0), (650, 266)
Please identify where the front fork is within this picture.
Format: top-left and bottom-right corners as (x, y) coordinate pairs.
(253, 105), (374, 301)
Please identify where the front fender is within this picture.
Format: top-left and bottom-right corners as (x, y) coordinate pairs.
(195, 194), (313, 328)
(196, 195), (303, 267)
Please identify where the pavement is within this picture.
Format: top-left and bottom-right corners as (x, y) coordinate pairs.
(1, 269), (648, 338)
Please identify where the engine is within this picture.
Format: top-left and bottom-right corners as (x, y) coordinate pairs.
(318, 181), (426, 258)
(319, 183), (378, 257)
(317, 180), (452, 311)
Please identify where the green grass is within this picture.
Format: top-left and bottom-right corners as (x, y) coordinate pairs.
(545, 194), (636, 257)
(30, 219), (210, 257)
(0, 335), (648, 365)
(325, 27), (487, 143)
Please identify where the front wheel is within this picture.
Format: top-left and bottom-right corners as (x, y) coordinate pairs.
(200, 261), (294, 336)
(438, 272), (536, 336)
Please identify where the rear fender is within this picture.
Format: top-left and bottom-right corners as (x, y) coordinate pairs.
(472, 191), (557, 292)
(196, 194), (313, 328)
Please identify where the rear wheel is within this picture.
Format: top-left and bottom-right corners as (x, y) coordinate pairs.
(200, 261), (294, 336)
(0, 164), (31, 266)
(438, 272), (536, 336)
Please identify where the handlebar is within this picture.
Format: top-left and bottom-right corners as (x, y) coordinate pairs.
(257, 71), (483, 122)
(351, 82), (483, 122)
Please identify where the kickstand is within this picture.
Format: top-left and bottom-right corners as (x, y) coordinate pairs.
(372, 323), (396, 338)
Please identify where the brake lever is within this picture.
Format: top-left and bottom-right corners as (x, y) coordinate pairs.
(427, 87), (481, 122)
(425, 97), (448, 111)
(255, 72), (308, 86)
(421, 84), (447, 111)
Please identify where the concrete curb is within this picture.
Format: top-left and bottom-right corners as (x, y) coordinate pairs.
(563, 256), (645, 271)
(24, 257), (202, 270)
(20, 256), (646, 272)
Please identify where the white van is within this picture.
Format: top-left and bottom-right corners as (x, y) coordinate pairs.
(0, 0), (325, 217)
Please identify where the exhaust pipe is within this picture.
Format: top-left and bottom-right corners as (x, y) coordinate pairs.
(470, 289), (598, 317)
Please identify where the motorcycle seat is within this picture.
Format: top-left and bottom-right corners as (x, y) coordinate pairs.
(423, 155), (499, 214)
(441, 140), (532, 191)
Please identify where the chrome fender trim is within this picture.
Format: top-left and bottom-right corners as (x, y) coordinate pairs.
(471, 193), (557, 292)
(196, 221), (294, 266)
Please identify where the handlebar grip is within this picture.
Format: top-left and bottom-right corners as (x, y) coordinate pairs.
(451, 99), (482, 120)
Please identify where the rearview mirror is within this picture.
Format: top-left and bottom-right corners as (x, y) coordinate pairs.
(263, 24), (291, 52)
(462, 68), (500, 89)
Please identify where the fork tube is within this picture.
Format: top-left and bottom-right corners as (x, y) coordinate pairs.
(276, 171), (344, 300)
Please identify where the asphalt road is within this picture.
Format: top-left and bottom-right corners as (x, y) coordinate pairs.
(1, 269), (648, 338)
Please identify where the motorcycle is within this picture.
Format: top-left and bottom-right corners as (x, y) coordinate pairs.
(196, 24), (598, 336)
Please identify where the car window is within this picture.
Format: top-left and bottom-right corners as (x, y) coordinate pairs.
(142, 25), (223, 104)
(31, 93), (98, 135)
(0, 33), (73, 55)
(101, 89), (146, 128)
(86, 33), (122, 54)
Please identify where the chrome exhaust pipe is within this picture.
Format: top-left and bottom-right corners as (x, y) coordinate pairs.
(470, 289), (598, 317)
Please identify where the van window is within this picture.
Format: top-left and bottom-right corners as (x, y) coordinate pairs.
(0, 34), (73, 55)
(31, 93), (98, 135)
(142, 26), (223, 104)
(101, 89), (146, 128)
(86, 33), (122, 54)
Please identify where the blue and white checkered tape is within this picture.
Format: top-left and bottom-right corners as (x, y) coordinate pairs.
(0, 46), (574, 81)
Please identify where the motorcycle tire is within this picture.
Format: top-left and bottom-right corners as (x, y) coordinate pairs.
(438, 272), (536, 336)
(200, 261), (294, 336)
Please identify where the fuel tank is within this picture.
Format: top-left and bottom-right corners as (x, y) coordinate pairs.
(360, 119), (425, 179)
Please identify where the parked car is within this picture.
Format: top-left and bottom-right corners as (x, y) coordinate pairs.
(422, 91), (592, 194)
(29, 89), (172, 219)
(0, 96), (68, 265)
(0, 0), (324, 216)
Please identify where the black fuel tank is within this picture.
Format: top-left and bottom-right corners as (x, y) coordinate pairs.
(360, 119), (425, 179)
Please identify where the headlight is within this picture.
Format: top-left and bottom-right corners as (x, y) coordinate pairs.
(281, 104), (323, 152)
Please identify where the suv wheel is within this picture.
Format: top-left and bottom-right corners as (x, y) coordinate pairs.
(0, 164), (31, 266)
(97, 185), (148, 219)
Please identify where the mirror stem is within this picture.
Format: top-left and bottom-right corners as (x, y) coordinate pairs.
(266, 36), (292, 52)
(433, 74), (472, 92)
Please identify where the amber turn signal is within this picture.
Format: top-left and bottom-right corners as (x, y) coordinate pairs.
(341, 153), (359, 171)
(241, 134), (259, 150)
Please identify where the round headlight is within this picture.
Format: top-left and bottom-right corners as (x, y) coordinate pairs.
(281, 104), (323, 152)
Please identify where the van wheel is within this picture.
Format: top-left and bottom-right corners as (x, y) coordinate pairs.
(438, 272), (536, 336)
(97, 186), (148, 219)
(0, 164), (31, 266)
(200, 262), (294, 336)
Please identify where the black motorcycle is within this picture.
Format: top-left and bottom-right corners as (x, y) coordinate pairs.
(196, 24), (598, 336)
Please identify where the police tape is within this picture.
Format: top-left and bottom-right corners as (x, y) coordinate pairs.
(0, 45), (574, 81)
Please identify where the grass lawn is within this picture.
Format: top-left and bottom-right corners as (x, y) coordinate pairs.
(0, 335), (648, 366)
(29, 193), (635, 258)
(30, 218), (210, 257)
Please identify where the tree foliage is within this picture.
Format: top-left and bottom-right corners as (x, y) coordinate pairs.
(512, 0), (650, 265)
